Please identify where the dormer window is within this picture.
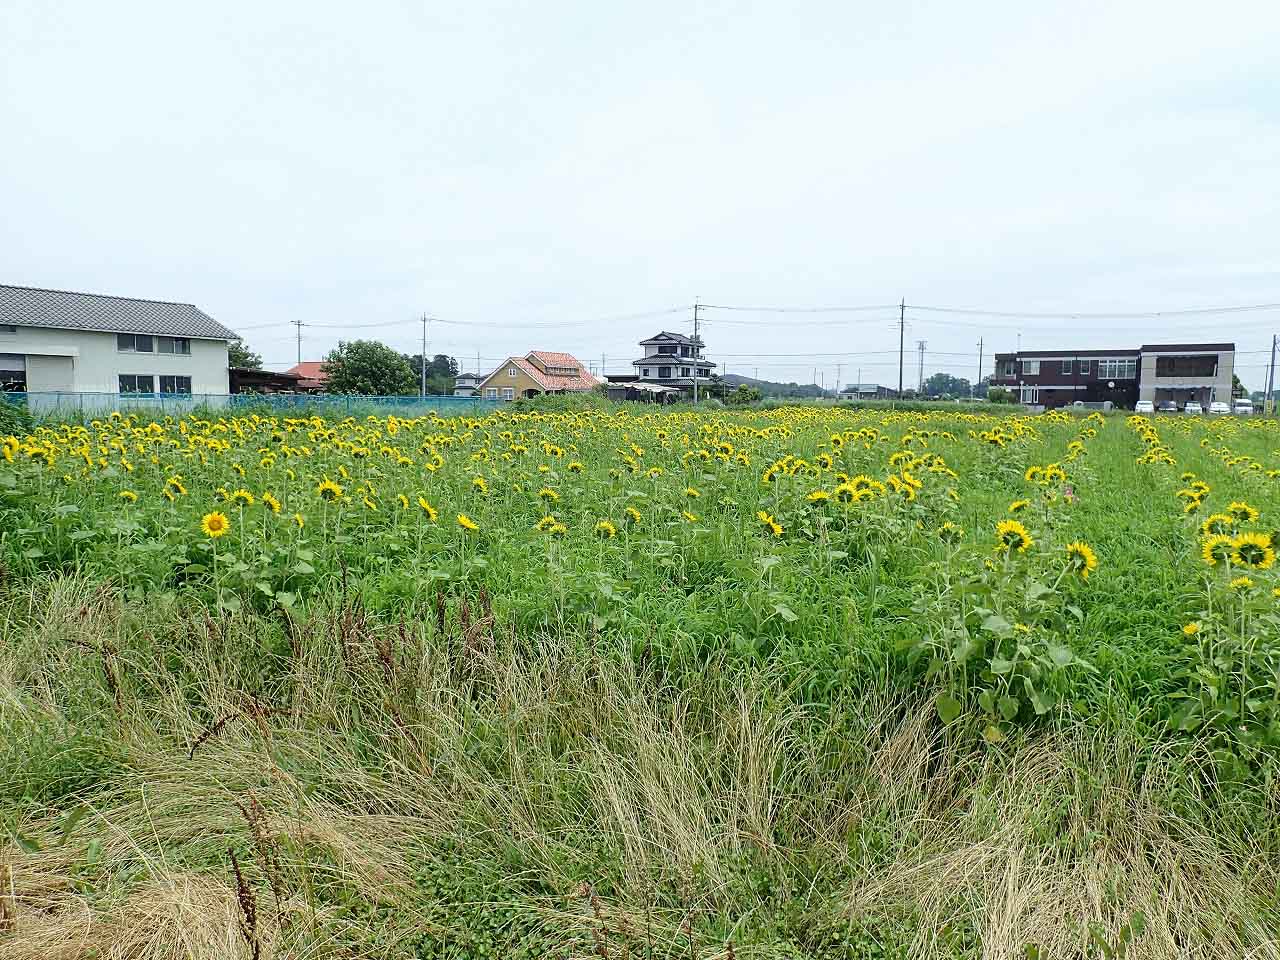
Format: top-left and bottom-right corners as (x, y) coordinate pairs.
(508, 367), (518, 377)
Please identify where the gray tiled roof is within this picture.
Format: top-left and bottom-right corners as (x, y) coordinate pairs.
(0, 284), (238, 341)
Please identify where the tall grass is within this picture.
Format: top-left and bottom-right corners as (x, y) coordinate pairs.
(2, 577), (1278, 959)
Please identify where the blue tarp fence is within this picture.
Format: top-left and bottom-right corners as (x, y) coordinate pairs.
(0, 391), (500, 419)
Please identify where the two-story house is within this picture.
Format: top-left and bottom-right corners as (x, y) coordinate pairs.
(475, 351), (599, 401)
(990, 342), (1235, 409)
(628, 331), (715, 388)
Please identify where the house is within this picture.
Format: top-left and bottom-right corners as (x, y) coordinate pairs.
(476, 351), (599, 401)
(453, 372), (483, 397)
(230, 367), (304, 394)
(0, 283), (236, 398)
(838, 383), (896, 401)
(990, 342), (1235, 409)
(605, 381), (682, 404)
(285, 361), (328, 392)
(626, 331), (715, 389)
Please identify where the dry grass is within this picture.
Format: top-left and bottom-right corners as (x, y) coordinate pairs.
(1, 577), (1278, 958)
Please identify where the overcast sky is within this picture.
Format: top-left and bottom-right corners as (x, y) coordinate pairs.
(3, 1), (1279, 389)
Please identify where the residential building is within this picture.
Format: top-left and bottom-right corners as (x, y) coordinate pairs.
(285, 361), (328, 392)
(628, 331), (715, 389)
(0, 283), (236, 396)
(230, 368), (304, 394)
(453, 371), (482, 397)
(476, 351), (599, 401)
(990, 342), (1235, 409)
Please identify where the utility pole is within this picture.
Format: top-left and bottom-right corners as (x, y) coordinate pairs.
(856, 367), (861, 397)
(897, 299), (905, 398)
(975, 338), (983, 399)
(692, 298), (702, 403)
(916, 339), (927, 393)
(601, 353), (606, 382)
(1267, 334), (1278, 415)
(291, 318), (306, 365)
(420, 313), (430, 397)
(835, 363), (842, 396)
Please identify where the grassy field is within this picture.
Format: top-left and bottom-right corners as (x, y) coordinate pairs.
(2, 402), (1279, 958)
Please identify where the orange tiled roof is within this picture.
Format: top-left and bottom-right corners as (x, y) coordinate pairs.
(286, 361), (328, 382)
(485, 353), (598, 392)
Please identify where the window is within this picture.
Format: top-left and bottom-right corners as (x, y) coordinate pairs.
(0, 324), (15, 335)
(998, 359), (1016, 377)
(117, 333), (154, 353)
(0, 353), (24, 392)
(1021, 359), (1040, 376)
(1061, 359), (1073, 374)
(158, 336), (191, 355)
(1080, 359), (1091, 375)
(119, 374), (155, 393)
(681, 367), (691, 377)
(1097, 358), (1137, 380)
(680, 346), (690, 357)
(508, 366), (517, 377)
(485, 387), (498, 399)
(502, 387), (514, 401)
(658, 366), (672, 379)
(1155, 355), (1217, 378)
(657, 345), (677, 355)
(641, 368), (650, 378)
(159, 375), (192, 394)
(1021, 386), (1039, 403)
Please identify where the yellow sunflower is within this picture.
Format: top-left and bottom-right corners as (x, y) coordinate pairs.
(1182, 622), (1200, 636)
(1064, 541), (1098, 580)
(1200, 513), (1234, 537)
(201, 511), (230, 539)
(756, 510), (783, 537)
(595, 519), (617, 538)
(1230, 531), (1275, 570)
(457, 513), (479, 532)
(1201, 534), (1234, 566)
(1008, 499), (1030, 513)
(995, 519), (1033, 554)
(316, 478), (343, 502)
(1227, 501), (1259, 523)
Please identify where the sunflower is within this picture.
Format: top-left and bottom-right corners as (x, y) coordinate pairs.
(1008, 499), (1030, 513)
(567, 461), (585, 473)
(396, 494), (410, 509)
(1183, 497), (1203, 515)
(293, 513), (305, 528)
(1227, 501), (1259, 523)
(1201, 533), (1233, 566)
(681, 510), (699, 523)
(262, 492), (282, 514)
(457, 513), (480, 532)
(1182, 622), (1200, 636)
(362, 497), (377, 511)
(229, 488), (255, 507)
(684, 487), (701, 498)
(1230, 531), (1275, 570)
(936, 521), (964, 543)
(119, 490), (138, 503)
(995, 519), (1033, 554)
(1024, 466), (1044, 484)
(471, 476), (489, 494)
(756, 510), (783, 537)
(201, 511), (230, 539)
(317, 478), (343, 502)
(624, 506), (642, 524)
(417, 497), (439, 521)
(595, 519), (617, 538)
(1200, 513), (1234, 537)
(1064, 541), (1098, 580)
(538, 487), (559, 502)
(806, 489), (831, 504)
(1230, 576), (1255, 592)
(534, 515), (559, 532)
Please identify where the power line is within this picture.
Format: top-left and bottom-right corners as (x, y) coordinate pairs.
(906, 301), (1280, 320)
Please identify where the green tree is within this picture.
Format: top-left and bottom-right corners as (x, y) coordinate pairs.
(1232, 374), (1247, 398)
(725, 383), (762, 406)
(986, 387), (1016, 403)
(407, 353), (460, 395)
(323, 340), (418, 395)
(922, 372), (972, 398)
(228, 340), (263, 370)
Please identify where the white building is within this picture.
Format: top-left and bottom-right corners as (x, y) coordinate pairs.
(0, 284), (237, 403)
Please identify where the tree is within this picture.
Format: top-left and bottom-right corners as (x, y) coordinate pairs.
(986, 387), (1016, 404)
(323, 340), (418, 395)
(1232, 374), (1247, 398)
(406, 353), (460, 395)
(228, 340), (263, 370)
(725, 383), (762, 406)
(921, 372), (972, 398)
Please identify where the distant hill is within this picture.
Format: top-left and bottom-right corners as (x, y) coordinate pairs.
(721, 374), (826, 398)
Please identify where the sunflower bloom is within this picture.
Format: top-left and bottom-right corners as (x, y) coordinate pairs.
(416, 497), (439, 521)
(317, 478), (343, 502)
(1064, 541), (1098, 580)
(1230, 531), (1275, 570)
(995, 519), (1033, 554)
(1182, 622), (1200, 636)
(201, 511), (230, 539)
(595, 519), (617, 538)
(1008, 499), (1030, 513)
(1227, 501), (1260, 523)
(1201, 534), (1233, 567)
(757, 510), (783, 537)
(1230, 576), (1254, 592)
(119, 490), (138, 503)
(262, 492), (282, 514)
(457, 513), (479, 532)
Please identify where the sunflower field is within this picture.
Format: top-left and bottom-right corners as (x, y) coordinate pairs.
(2, 403), (1280, 958)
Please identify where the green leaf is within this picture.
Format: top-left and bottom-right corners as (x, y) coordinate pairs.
(255, 581), (275, 597)
(275, 591), (297, 607)
(1046, 644), (1074, 667)
(59, 805), (89, 846)
(772, 603), (798, 622)
(1026, 581), (1053, 600)
(13, 830), (42, 854)
(998, 694), (1020, 721)
(68, 529), (97, 541)
(217, 591), (242, 613)
(982, 614), (1013, 636)
(1066, 604), (1084, 622)
(22, 547), (44, 560)
(978, 689), (995, 715)
(936, 693), (963, 724)
(990, 656), (1014, 675)
(292, 561), (316, 575)
(295, 548), (315, 562)
(982, 724), (1007, 744)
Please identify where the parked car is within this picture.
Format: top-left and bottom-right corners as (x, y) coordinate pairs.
(1183, 401), (1203, 415)
(1208, 401), (1230, 415)
(1134, 400), (1155, 413)
(1233, 399), (1255, 416)
(1157, 401), (1178, 413)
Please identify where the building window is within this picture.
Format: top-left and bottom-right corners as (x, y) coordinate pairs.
(681, 367), (691, 377)
(641, 368), (650, 378)
(657, 345), (677, 355)
(485, 387), (498, 399)
(119, 374), (155, 393)
(1061, 359), (1072, 374)
(0, 353), (24, 391)
(1080, 359), (1090, 375)
(502, 387), (514, 400)
(159, 375), (192, 394)
(508, 366), (517, 377)
(1021, 359), (1040, 376)
(658, 366), (672, 379)
(0, 324), (15, 336)
(158, 336), (191, 355)
(1155, 355), (1218, 378)
(117, 333), (154, 353)
(680, 346), (690, 357)
(998, 360), (1016, 377)
(1098, 358), (1137, 379)
(1021, 386), (1039, 403)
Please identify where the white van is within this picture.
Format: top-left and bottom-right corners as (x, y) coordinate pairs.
(1233, 399), (1254, 416)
